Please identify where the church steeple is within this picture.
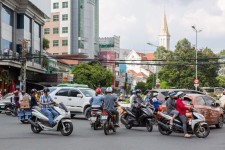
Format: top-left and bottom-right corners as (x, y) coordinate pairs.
(159, 12), (170, 50)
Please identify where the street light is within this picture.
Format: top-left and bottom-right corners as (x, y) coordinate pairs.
(191, 25), (202, 91)
(147, 42), (160, 88)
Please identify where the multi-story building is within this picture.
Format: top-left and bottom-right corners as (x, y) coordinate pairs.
(0, 0), (50, 93)
(44, 0), (99, 58)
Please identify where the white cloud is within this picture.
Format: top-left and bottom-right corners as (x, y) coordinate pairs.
(99, 0), (225, 52)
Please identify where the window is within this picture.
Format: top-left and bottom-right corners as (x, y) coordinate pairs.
(53, 40), (59, 47)
(69, 90), (81, 97)
(53, 28), (59, 34)
(62, 27), (68, 33)
(62, 14), (68, 21)
(53, 2), (59, 9)
(196, 96), (205, 105)
(56, 89), (69, 96)
(44, 28), (50, 34)
(53, 53), (59, 55)
(62, 52), (68, 55)
(53, 15), (59, 21)
(79, 89), (95, 97)
(203, 96), (214, 106)
(34, 22), (40, 37)
(62, 40), (68, 46)
(2, 5), (13, 26)
(62, 2), (68, 8)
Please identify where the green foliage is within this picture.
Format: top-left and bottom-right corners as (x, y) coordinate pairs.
(71, 63), (113, 89)
(135, 82), (147, 93)
(43, 38), (50, 50)
(216, 76), (225, 87)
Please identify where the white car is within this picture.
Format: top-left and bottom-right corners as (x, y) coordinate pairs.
(49, 87), (95, 119)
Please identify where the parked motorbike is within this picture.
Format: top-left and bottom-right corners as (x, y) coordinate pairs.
(5, 102), (18, 117)
(28, 102), (73, 136)
(101, 109), (118, 135)
(157, 107), (210, 138)
(90, 105), (102, 130)
(120, 102), (153, 132)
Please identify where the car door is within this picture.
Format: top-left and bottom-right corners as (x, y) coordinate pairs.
(52, 89), (70, 105)
(194, 96), (210, 123)
(68, 89), (83, 112)
(203, 96), (219, 125)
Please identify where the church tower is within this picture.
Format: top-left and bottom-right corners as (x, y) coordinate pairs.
(159, 13), (170, 50)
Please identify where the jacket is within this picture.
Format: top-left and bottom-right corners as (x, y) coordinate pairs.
(175, 98), (188, 115)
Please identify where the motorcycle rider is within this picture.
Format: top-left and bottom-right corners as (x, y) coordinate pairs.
(152, 93), (162, 112)
(30, 89), (39, 109)
(166, 90), (179, 126)
(40, 87), (58, 127)
(130, 90), (136, 106)
(131, 89), (145, 121)
(89, 88), (104, 108)
(103, 87), (120, 127)
(175, 92), (191, 138)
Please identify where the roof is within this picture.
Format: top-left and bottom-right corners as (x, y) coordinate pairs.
(135, 72), (148, 77)
(160, 13), (170, 36)
(57, 59), (79, 65)
(127, 70), (137, 75)
(137, 52), (148, 60)
(146, 53), (155, 60)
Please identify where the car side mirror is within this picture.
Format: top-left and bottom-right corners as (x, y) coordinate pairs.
(77, 94), (83, 98)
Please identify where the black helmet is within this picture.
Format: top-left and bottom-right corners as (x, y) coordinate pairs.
(43, 87), (50, 93)
(31, 89), (37, 94)
(136, 89), (142, 94)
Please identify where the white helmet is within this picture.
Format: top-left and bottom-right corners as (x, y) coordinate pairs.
(153, 93), (158, 97)
(105, 87), (113, 93)
(175, 91), (185, 97)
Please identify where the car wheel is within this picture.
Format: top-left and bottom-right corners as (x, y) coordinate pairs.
(215, 116), (224, 128)
(71, 114), (76, 118)
(84, 107), (91, 120)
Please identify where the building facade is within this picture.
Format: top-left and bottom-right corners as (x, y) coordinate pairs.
(44, 0), (99, 58)
(158, 13), (170, 50)
(0, 0), (50, 93)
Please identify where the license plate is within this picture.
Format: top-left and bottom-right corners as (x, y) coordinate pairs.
(91, 117), (97, 122)
(101, 115), (108, 120)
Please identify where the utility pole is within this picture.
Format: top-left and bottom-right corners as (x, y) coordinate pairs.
(19, 39), (30, 92)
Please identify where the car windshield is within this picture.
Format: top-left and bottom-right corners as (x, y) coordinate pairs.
(3, 93), (13, 99)
(79, 89), (95, 97)
(49, 87), (57, 94)
(182, 97), (192, 105)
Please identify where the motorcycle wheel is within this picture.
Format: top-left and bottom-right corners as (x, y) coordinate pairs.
(158, 124), (172, 135)
(21, 120), (29, 124)
(31, 124), (42, 133)
(93, 122), (98, 130)
(104, 121), (109, 135)
(146, 120), (153, 132)
(123, 115), (132, 129)
(60, 122), (73, 136)
(194, 123), (210, 138)
(84, 107), (91, 120)
(11, 107), (18, 117)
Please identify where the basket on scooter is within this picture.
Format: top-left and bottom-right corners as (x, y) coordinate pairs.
(17, 110), (25, 120)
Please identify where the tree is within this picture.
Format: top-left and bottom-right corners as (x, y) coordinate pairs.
(216, 76), (225, 87)
(71, 63), (113, 89)
(135, 82), (147, 93)
(43, 38), (50, 50)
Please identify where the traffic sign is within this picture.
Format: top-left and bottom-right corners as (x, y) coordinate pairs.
(194, 79), (199, 84)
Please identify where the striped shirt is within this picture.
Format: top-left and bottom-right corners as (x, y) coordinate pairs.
(40, 94), (53, 109)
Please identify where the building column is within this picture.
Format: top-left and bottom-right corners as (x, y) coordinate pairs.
(40, 25), (43, 65)
(0, 2), (2, 55)
(12, 11), (17, 53)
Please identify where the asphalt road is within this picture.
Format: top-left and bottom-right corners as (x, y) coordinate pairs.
(0, 113), (225, 150)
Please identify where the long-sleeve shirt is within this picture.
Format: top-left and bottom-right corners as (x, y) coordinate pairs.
(175, 98), (188, 115)
(89, 95), (103, 106)
(152, 97), (162, 109)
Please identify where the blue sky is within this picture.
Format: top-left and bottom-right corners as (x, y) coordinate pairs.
(99, 0), (225, 54)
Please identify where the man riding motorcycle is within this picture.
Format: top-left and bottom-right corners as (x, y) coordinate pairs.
(175, 92), (191, 138)
(30, 89), (39, 109)
(89, 88), (104, 108)
(166, 90), (179, 126)
(39, 87), (58, 127)
(131, 89), (145, 120)
(103, 87), (120, 127)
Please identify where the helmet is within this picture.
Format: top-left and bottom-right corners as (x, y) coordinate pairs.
(132, 90), (136, 94)
(175, 91), (185, 98)
(31, 89), (37, 94)
(168, 90), (176, 97)
(43, 87), (50, 93)
(95, 88), (101, 94)
(105, 87), (113, 93)
(153, 93), (158, 97)
(136, 89), (142, 94)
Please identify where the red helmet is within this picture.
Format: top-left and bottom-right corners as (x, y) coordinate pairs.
(95, 88), (101, 94)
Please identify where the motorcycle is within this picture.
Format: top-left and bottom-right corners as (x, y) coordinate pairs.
(101, 109), (118, 135)
(157, 107), (210, 138)
(28, 102), (73, 136)
(5, 102), (18, 117)
(90, 105), (102, 130)
(120, 102), (153, 132)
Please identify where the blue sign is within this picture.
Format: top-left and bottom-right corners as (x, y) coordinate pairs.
(119, 64), (127, 73)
